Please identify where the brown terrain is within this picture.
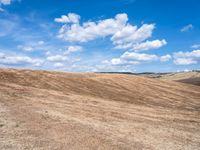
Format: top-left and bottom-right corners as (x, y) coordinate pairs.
(159, 71), (200, 86)
(0, 68), (200, 150)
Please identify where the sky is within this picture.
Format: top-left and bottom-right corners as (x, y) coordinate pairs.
(0, 0), (200, 72)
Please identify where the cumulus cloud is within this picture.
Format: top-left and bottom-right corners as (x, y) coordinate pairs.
(54, 62), (64, 68)
(18, 41), (45, 52)
(64, 45), (82, 55)
(55, 13), (80, 24)
(47, 55), (68, 62)
(173, 50), (200, 65)
(38, 40), (44, 45)
(111, 24), (155, 49)
(55, 13), (166, 51)
(0, 52), (44, 66)
(180, 24), (193, 32)
(132, 39), (167, 51)
(174, 58), (197, 65)
(121, 51), (158, 61)
(0, 0), (11, 5)
(110, 58), (139, 65)
(106, 51), (172, 66)
(191, 44), (200, 49)
(0, 0), (13, 11)
(174, 50), (200, 58)
(18, 45), (34, 52)
(46, 45), (82, 62)
(160, 54), (171, 62)
(106, 52), (159, 66)
(57, 13), (128, 42)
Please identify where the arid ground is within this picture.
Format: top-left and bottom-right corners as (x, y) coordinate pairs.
(158, 71), (200, 86)
(0, 68), (200, 150)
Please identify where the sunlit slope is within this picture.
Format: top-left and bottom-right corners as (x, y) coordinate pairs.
(160, 71), (200, 86)
(0, 68), (200, 150)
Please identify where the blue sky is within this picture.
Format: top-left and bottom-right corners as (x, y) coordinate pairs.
(0, 0), (200, 72)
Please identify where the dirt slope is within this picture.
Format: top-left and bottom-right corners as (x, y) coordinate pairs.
(0, 68), (200, 150)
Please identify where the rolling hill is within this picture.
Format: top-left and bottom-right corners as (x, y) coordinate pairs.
(98, 71), (200, 86)
(0, 68), (200, 150)
(158, 71), (200, 86)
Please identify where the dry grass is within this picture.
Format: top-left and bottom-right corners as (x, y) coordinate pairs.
(159, 71), (200, 81)
(159, 72), (200, 86)
(0, 68), (200, 150)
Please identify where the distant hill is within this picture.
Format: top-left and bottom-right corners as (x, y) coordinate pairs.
(97, 70), (200, 86)
(155, 71), (200, 86)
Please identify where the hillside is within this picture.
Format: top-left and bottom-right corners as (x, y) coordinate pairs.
(98, 71), (200, 86)
(158, 71), (200, 86)
(0, 68), (200, 149)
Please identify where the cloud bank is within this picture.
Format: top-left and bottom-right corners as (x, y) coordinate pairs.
(173, 50), (200, 65)
(55, 13), (167, 52)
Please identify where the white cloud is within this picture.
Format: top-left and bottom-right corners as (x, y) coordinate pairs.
(174, 58), (197, 65)
(55, 13), (166, 51)
(121, 51), (158, 61)
(0, 0), (11, 5)
(174, 50), (200, 58)
(18, 41), (45, 52)
(47, 55), (68, 62)
(110, 58), (139, 65)
(106, 51), (159, 66)
(111, 24), (155, 48)
(0, 0), (13, 11)
(106, 51), (172, 66)
(173, 50), (200, 65)
(64, 45), (82, 55)
(191, 44), (200, 49)
(160, 54), (171, 62)
(54, 62), (64, 68)
(38, 40), (44, 45)
(45, 51), (51, 56)
(132, 39), (167, 51)
(183, 69), (190, 72)
(46, 45), (82, 62)
(45, 45), (82, 66)
(57, 13), (128, 42)
(18, 45), (34, 52)
(0, 52), (44, 66)
(180, 24), (193, 32)
(55, 13), (80, 24)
